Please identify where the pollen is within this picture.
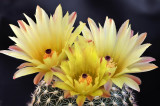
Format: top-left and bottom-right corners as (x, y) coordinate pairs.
(105, 56), (116, 68)
(43, 49), (54, 59)
(79, 74), (92, 85)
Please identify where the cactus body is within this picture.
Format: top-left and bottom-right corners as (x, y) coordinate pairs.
(29, 81), (137, 106)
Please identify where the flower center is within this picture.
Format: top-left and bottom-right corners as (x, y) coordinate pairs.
(43, 49), (54, 59)
(105, 55), (116, 68)
(45, 49), (52, 54)
(105, 56), (111, 61)
(79, 74), (92, 85)
(82, 74), (87, 78)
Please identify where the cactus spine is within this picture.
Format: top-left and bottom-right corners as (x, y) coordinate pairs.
(28, 80), (137, 106)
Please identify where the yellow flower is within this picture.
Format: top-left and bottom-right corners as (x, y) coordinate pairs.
(53, 40), (111, 106)
(0, 4), (85, 84)
(82, 17), (158, 92)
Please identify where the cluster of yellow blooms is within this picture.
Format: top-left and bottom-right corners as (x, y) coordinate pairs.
(0, 5), (157, 106)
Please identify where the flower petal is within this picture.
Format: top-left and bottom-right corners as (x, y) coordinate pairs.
(0, 50), (31, 62)
(9, 45), (23, 52)
(112, 75), (140, 92)
(69, 12), (77, 26)
(129, 63), (158, 72)
(87, 96), (94, 101)
(76, 95), (86, 106)
(90, 89), (103, 96)
(13, 67), (41, 79)
(34, 72), (45, 85)
(101, 89), (111, 98)
(104, 80), (113, 91)
(18, 20), (26, 31)
(51, 67), (64, 74)
(122, 43), (151, 69)
(124, 74), (141, 85)
(82, 25), (92, 40)
(64, 91), (71, 98)
(35, 5), (42, 23)
(135, 32), (147, 46)
(17, 62), (34, 69)
(70, 91), (79, 96)
(136, 57), (156, 64)
(53, 4), (62, 22)
(68, 22), (85, 46)
(53, 72), (67, 82)
(44, 71), (54, 85)
(54, 82), (73, 91)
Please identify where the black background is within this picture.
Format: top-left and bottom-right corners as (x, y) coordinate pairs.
(0, 0), (160, 106)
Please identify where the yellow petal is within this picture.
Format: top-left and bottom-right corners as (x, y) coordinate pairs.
(101, 88), (111, 98)
(124, 74), (141, 85)
(36, 64), (49, 70)
(88, 18), (98, 36)
(136, 57), (155, 63)
(60, 61), (71, 75)
(23, 13), (36, 30)
(54, 4), (62, 23)
(117, 20), (130, 38)
(64, 91), (71, 98)
(9, 24), (25, 40)
(35, 5), (42, 23)
(53, 72), (67, 82)
(103, 17), (117, 56)
(54, 82), (73, 91)
(122, 43), (151, 69)
(124, 77), (140, 92)
(90, 89), (103, 96)
(68, 22), (85, 46)
(114, 68), (141, 77)
(135, 32), (147, 46)
(17, 62), (34, 69)
(34, 72), (45, 85)
(76, 95), (86, 106)
(69, 12), (77, 26)
(13, 67), (41, 79)
(82, 25), (92, 40)
(112, 75), (140, 92)
(9, 45), (23, 52)
(70, 91), (79, 96)
(30, 59), (42, 66)
(44, 71), (53, 84)
(111, 76), (125, 89)
(18, 20), (27, 31)
(129, 63), (158, 72)
(0, 50), (31, 62)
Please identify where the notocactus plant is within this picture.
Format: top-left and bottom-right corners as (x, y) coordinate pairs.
(28, 80), (137, 106)
(0, 3), (157, 106)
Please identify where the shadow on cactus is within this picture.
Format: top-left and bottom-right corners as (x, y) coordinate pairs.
(0, 4), (157, 106)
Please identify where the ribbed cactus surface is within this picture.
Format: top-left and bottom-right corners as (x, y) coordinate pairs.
(28, 81), (137, 106)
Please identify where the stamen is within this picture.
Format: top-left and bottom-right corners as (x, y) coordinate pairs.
(44, 49), (54, 59)
(88, 40), (92, 43)
(79, 74), (92, 85)
(105, 56), (116, 68)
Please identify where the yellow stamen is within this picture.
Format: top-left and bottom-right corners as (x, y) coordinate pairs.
(106, 58), (116, 68)
(43, 49), (54, 59)
(79, 74), (92, 85)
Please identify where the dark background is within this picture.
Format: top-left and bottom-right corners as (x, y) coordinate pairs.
(0, 0), (159, 106)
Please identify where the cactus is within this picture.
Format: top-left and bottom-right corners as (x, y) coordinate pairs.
(28, 80), (137, 106)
